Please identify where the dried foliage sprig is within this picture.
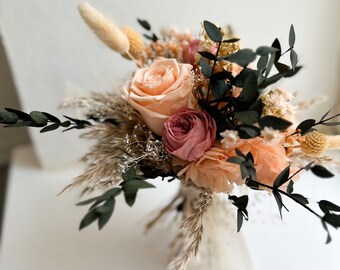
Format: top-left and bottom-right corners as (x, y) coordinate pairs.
(167, 189), (212, 270)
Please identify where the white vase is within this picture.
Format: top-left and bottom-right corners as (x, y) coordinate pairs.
(168, 184), (254, 270)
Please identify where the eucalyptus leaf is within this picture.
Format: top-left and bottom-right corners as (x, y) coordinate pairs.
(198, 51), (217, 61)
(42, 112), (61, 123)
(223, 38), (240, 43)
(290, 49), (298, 70)
(137, 19), (151, 31)
(259, 115), (292, 130)
(211, 79), (227, 99)
(30, 111), (48, 125)
(199, 58), (213, 78)
(257, 55), (269, 72)
(240, 72), (258, 101)
(289, 24), (295, 48)
(287, 180), (294, 194)
(122, 167), (137, 181)
(203, 20), (222, 42)
(272, 38), (281, 62)
(0, 112), (18, 124)
(226, 49), (256, 67)
(256, 46), (278, 56)
(273, 191), (283, 219)
(295, 119), (316, 135)
(273, 165), (290, 188)
(311, 165), (334, 178)
(79, 210), (98, 230)
(290, 193), (309, 205)
(237, 209), (243, 232)
(227, 156), (244, 165)
(234, 110), (259, 125)
(98, 198), (115, 230)
(237, 125), (261, 139)
(5, 108), (31, 121)
(40, 123), (60, 133)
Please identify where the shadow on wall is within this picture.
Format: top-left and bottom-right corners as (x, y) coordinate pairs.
(0, 35), (30, 166)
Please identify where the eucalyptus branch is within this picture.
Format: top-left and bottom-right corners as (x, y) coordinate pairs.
(205, 41), (222, 103)
(247, 178), (322, 219)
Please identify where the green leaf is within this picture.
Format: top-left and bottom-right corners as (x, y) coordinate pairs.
(30, 111), (48, 125)
(211, 79), (226, 99)
(240, 72), (258, 101)
(287, 180), (294, 194)
(319, 200), (340, 214)
(273, 165), (290, 188)
(265, 52), (275, 77)
(259, 73), (284, 89)
(137, 19), (151, 31)
(311, 165), (334, 178)
(323, 214), (340, 228)
(198, 51), (217, 61)
(259, 115), (292, 130)
(79, 210), (98, 230)
(320, 109), (332, 122)
(5, 108), (31, 121)
(274, 62), (290, 73)
(226, 49), (256, 67)
(40, 123), (60, 133)
(59, 121), (71, 127)
(234, 110), (259, 125)
(237, 125), (261, 139)
(235, 195), (249, 210)
(289, 24), (295, 48)
(321, 221), (332, 244)
(122, 179), (155, 192)
(122, 167), (137, 181)
(272, 38), (281, 62)
(290, 49), (298, 70)
(76, 188), (121, 206)
(273, 191), (283, 219)
(256, 46), (279, 56)
(227, 156), (244, 165)
(240, 163), (249, 179)
(42, 112), (61, 123)
(4, 121), (31, 127)
(203, 20), (222, 42)
(98, 198), (115, 230)
(199, 58), (212, 78)
(223, 38), (240, 43)
(0, 112), (18, 124)
(237, 209), (243, 232)
(257, 55), (269, 71)
(290, 193), (309, 205)
(295, 119), (316, 135)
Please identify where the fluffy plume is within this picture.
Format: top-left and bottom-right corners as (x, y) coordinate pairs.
(78, 2), (129, 54)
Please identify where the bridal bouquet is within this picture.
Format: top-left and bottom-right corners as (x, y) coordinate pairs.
(1, 3), (340, 269)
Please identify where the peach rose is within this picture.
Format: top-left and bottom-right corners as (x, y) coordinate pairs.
(164, 109), (216, 161)
(231, 137), (289, 187)
(122, 58), (194, 135)
(178, 146), (243, 193)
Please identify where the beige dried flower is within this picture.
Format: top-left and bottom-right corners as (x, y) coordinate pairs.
(121, 26), (145, 61)
(78, 2), (129, 54)
(300, 131), (340, 157)
(261, 127), (284, 145)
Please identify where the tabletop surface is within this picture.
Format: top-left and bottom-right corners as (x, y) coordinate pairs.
(1, 145), (339, 270)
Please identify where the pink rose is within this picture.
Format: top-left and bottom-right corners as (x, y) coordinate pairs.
(164, 109), (216, 161)
(122, 58), (193, 136)
(178, 146), (243, 193)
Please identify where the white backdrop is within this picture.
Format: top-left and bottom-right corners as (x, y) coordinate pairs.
(0, 0), (339, 168)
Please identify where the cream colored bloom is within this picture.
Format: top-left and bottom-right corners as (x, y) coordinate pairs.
(261, 127), (284, 145)
(220, 130), (239, 148)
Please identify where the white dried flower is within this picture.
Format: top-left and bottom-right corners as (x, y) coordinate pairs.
(220, 130), (239, 148)
(261, 127), (283, 145)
